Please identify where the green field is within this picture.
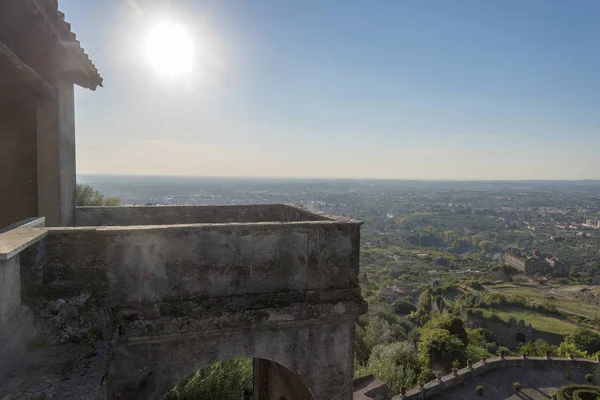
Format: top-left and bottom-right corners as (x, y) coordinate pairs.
(473, 307), (579, 335)
(484, 284), (600, 319)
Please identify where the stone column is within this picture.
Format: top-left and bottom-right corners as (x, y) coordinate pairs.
(36, 79), (76, 226)
(0, 255), (24, 372)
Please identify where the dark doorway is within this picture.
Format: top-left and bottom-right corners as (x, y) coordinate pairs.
(516, 332), (527, 343)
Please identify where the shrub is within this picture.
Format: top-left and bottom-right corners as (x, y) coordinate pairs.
(476, 385), (484, 395)
(360, 341), (420, 393)
(586, 373), (594, 382)
(392, 299), (417, 315)
(513, 382), (521, 391)
(167, 358), (252, 400)
(498, 346), (511, 356)
(76, 184), (120, 207)
(554, 385), (600, 400)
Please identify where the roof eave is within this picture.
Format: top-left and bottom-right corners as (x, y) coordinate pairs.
(26, 0), (103, 90)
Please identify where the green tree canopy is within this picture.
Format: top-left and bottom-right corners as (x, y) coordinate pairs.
(418, 328), (466, 372)
(355, 341), (420, 394)
(76, 184), (120, 206)
(393, 299), (417, 315)
(565, 328), (600, 355)
(518, 339), (556, 357)
(423, 313), (469, 346)
(418, 288), (432, 312)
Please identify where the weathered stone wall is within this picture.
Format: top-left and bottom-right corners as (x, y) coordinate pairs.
(0, 257), (21, 326)
(400, 357), (599, 400)
(99, 220), (363, 399)
(99, 221), (359, 304)
(110, 320), (357, 400)
(10, 209), (364, 400)
(0, 256), (24, 372)
(75, 204), (328, 226)
(19, 229), (112, 345)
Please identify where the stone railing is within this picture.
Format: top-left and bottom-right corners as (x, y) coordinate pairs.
(399, 357), (599, 400)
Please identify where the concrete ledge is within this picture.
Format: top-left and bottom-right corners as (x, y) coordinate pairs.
(75, 204), (350, 226)
(396, 357), (600, 400)
(0, 217), (46, 234)
(0, 226), (48, 260)
(49, 219), (362, 236)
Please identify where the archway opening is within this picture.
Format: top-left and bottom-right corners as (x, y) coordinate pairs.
(516, 332), (527, 343)
(167, 358), (314, 400)
(167, 358), (253, 399)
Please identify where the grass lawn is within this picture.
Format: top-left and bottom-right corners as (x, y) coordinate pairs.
(473, 307), (579, 335)
(483, 285), (600, 319)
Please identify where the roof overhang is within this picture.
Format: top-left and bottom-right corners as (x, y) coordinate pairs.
(25, 0), (103, 90)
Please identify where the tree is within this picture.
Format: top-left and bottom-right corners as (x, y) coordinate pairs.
(424, 314), (469, 346)
(479, 240), (497, 253)
(418, 288), (432, 312)
(354, 324), (370, 364)
(556, 342), (588, 358)
(364, 341), (420, 393)
(518, 339), (556, 357)
(566, 328), (600, 355)
(362, 317), (393, 355)
(418, 328), (466, 372)
(76, 184), (120, 206)
(392, 300), (417, 315)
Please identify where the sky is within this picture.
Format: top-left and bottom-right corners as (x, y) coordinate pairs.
(61, 0), (600, 180)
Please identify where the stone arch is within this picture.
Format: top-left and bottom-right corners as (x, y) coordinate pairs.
(516, 332), (527, 343)
(107, 321), (353, 400)
(253, 358), (315, 400)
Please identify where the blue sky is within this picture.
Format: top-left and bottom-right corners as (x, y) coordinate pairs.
(62, 0), (600, 179)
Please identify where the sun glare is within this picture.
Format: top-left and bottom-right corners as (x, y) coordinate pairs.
(144, 21), (194, 78)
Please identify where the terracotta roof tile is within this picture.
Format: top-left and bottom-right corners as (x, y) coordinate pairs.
(26, 0), (103, 89)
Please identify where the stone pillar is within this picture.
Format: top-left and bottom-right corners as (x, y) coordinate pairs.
(36, 80), (76, 226)
(0, 255), (24, 372)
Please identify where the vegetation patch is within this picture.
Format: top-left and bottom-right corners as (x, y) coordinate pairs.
(167, 359), (253, 400)
(553, 385), (600, 400)
(472, 306), (579, 335)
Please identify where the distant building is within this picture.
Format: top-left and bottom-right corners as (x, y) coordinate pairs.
(379, 286), (406, 303)
(584, 219), (600, 229)
(503, 248), (568, 276)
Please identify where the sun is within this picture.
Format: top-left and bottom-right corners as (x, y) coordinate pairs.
(144, 21), (194, 78)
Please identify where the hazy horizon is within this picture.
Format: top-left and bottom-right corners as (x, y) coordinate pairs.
(62, 0), (600, 180)
(78, 173), (600, 183)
